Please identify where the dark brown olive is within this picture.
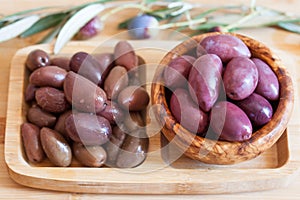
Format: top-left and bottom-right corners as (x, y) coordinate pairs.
(117, 86), (149, 111)
(50, 57), (70, 71)
(73, 143), (107, 167)
(65, 113), (112, 145)
(21, 123), (45, 163)
(24, 83), (38, 102)
(63, 71), (107, 113)
(29, 66), (67, 88)
(114, 41), (138, 71)
(123, 111), (145, 132)
(104, 66), (128, 100)
(26, 49), (50, 71)
(104, 125), (126, 166)
(35, 87), (70, 113)
(115, 130), (149, 168)
(69, 52), (104, 86)
(40, 127), (72, 167)
(54, 110), (72, 140)
(93, 53), (115, 85)
(97, 100), (124, 125)
(27, 105), (56, 127)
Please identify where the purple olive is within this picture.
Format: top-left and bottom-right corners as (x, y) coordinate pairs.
(75, 17), (103, 40)
(127, 14), (159, 39)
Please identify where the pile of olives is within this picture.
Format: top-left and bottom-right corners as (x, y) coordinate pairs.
(21, 41), (149, 168)
(164, 34), (279, 142)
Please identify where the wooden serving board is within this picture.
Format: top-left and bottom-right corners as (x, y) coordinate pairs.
(4, 40), (300, 194)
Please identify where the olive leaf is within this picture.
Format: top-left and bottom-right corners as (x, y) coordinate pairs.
(54, 4), (105, 54)
(277, 22), (300, 34)
(20, 13), (69, 38)
(0, 15), (39, 43)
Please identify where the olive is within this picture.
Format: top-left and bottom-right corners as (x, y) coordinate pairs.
(25, 49), (50, 71)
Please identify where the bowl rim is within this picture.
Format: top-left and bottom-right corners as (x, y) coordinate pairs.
(151, 32), (294, 164)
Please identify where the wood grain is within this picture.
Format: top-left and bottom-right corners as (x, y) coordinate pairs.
(4, 41), (299, 194)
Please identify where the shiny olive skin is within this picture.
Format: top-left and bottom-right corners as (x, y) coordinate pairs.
(35, 87), (70, 113)
(29, 66), (67, 88)
(93, 53), (115, 85)
(210, 101), (252, 142)
(164, 55), (196, 88)
(50, 57), (70, 71)
(118, 86), (149, 111)
(188, 54), (223, 112)
(97, 100), (124, 125)
(123, 111), (145, 132)
(223, 57), (258, 100)
(26, 49), (50, 71)
(69, 52), (105, 86)
(104, 66), (129, 100)
(104, 126), (126, 166)
(21, 123), (45, 163)
(40, 127), (72, 167)
(252, 58), (279, 101)
(73, 143), (107, 167)
(27, 105), (56, 128)
(54, 110), (72, 140)
(170, 88), (209, 134)
(65, 113), (112, 145)
(200, 34), (251, 62)
(235, 93), (273, 127)
(115, 130), (149, 168)
(114, 41), (138, 71)
(63, 71), (107, 113)
(25, 83), (37, 102)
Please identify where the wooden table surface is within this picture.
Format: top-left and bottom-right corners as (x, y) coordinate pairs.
(1, 0), (300, 199)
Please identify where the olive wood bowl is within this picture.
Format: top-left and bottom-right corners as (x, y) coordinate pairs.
(151, 32), (294, 165)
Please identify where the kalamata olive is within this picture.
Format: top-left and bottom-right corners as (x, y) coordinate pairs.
(63, 71), (107, 113)
(29, 66), (67, 88)
(114, 41), (138, 71)
(75, 17), (103, 40)
(27, 105), (56, 127)
(223, 57), (258, 100)
(35, 87), (70, 113)
(164, 55), (196, 88)
(104, 66), (129, 100)
(54, 110), (72, 140)
(69, 52), (105, 86)
(252, 58), (279, 101)
(72, 143), (107, 167)
(188, 54), (223, 112)
(127, 14), (159, 39)
(65, 113), (112, 145)
(97, 101), (124, 125)
(170, 88), (209, 134)
(118, 86), (149, 111)
(200, 34), (251, 62)
(115, 130), (149, 168)
(235, 93), (273, 127)
(40, 127), (72, 167)
(21, 123), (45, 163)
(92, 53), (115, 85)
(25, 49), (50, 71)
(210, 101), (252, 142)
(24, 83), (37, 102)
(104, 126), (126, 165)
(50, 57), (70, 71)
(123, 111), (145, 133)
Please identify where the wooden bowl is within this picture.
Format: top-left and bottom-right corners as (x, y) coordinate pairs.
(151, 32), (294, 165)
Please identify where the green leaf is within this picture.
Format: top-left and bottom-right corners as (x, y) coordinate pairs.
(20, 13), (68, 38)
(277, 22), (300, 34)
(146, 6), (183, 20)
(54, 3), (105, 54)
(0, 15), (39, 43)
(118, 17), (133, 29)
(0, 6), (56, 23)
(37, 24), (62, 44)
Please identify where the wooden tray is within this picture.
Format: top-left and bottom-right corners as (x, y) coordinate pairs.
(4, 41), (300, 194)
